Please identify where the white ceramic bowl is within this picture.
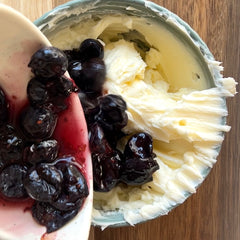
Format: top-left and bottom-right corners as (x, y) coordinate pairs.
(35, 0), (233, 228)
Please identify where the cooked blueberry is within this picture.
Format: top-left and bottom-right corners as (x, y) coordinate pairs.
(79, 39), (104, 61)
(55, 76), (75, 97)
(0, 124), (24, 164)
(120, 156), (159, 186)
(19, 105), (57, 141)
(32, 201), (79, 233)
(124, 132), (154, 159)
(96, 94), (128, 132)
(27, 78), (49, 106)
(0, 87), (9, 126)
(70, 58), (106, 93)
(92, 150), (121, 192)
(51, 158), (89, 211)
(68, 61), (82, 83)
(88, 123), (112, 153)
(42, 76), (75, 112)
(78, 91), (100, 125)
(120, 133), (159, 186)
(24, 163), (63, 202)
(28, 47), (68, 78)
(47, 76), (75, 98)
(0, 164), (28, 200)
(24, 139), (59, 165)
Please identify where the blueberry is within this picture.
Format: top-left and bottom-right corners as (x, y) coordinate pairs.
(69, 58), (106, 93)
(24, 163), (63, 202)
(54, 76), (75, 97)
(92, 150), (121, 192)
(88, 121), (123, 192)
(32, 201), (79, 233)
(124, 132), (154, 159)
(120, 133), (159, 186)
(47, 76), (75, 98)
(120, 156), (159, 186)
(0, 124), (24, 165)
(96, 94), (128, 132)
(64, 39), (104, 63)
(19, 105), (57, 141)
(0, 87), (9, 126)
(79, 38), (104, 61)
(43, 76), (75, 112)
(0, 164), (28, 200)
(78, 91), (100, 125)
(27, 76), (74, 111)
(88, 123), (112, 153)
(24, 139), (59, 165)
(51, 158), (89, 211)
(28, 47), (68, 78)
(27, 78), (49, 106)
(68, 61), (83, 84)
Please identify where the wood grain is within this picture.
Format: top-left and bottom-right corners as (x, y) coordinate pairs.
(0, 0), (239, 239)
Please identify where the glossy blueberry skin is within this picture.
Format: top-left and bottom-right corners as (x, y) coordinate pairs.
(24, 163), (63, 202)
(0, 164), (28, 200)
(124, 132), (154, 159)
(96, 94), (128, 132)
(79, 38), (104, 61)
(51, 159), (89, 211)
(0, 124), (24, 167)
(78, 91), (100, 126)
(24, 139), (59, 165)
(69, 58), (106, 93)
(120, 132), (159, 186)
(120, 156), (159, 186)
(67, 61), (83, 86)
(19, 105), (58, 141)
(28, 47), (68, 78)
(27, 77), (49, 106)
(88, 123), (112, 153)
(92, 150), (122, 192)
(32, 201), (79, 233)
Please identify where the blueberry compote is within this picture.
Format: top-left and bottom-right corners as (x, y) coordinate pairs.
(0, 46), (89, 233)
(65, 38), (159, 192)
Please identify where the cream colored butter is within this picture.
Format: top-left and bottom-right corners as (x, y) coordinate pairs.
(49, 15), (211, 90)
(48, 15), (236, 227)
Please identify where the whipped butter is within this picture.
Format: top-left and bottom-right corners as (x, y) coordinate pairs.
(48, 15), (236, 227)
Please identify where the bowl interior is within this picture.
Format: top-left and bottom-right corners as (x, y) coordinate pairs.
(35, 0), (220, 227)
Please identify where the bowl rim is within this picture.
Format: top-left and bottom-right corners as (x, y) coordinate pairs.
(34, 0), (227, 228)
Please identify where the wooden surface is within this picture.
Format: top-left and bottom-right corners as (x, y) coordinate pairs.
(0, 0), (239, 239)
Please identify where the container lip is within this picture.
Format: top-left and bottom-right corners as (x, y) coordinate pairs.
(34, 0), (227, 228)
(34, 0), (213, 58)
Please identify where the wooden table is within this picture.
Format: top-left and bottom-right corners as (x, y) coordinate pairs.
(0, 0), (239, 239)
